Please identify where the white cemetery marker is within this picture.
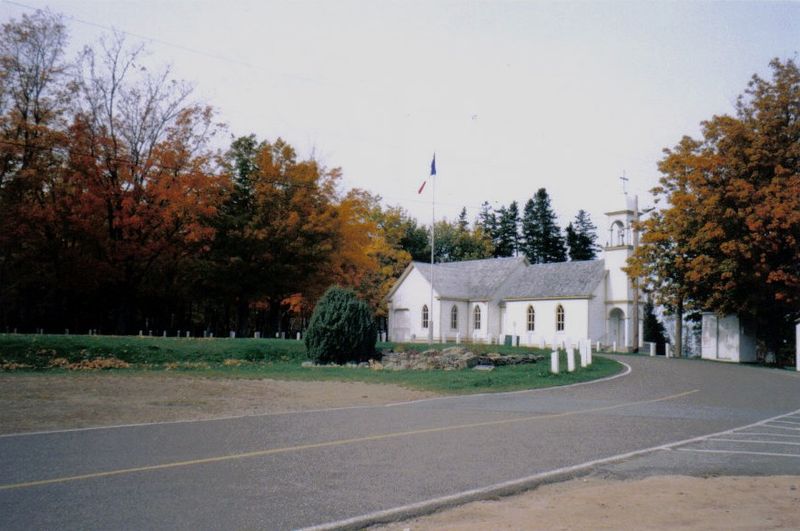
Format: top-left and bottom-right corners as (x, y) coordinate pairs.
(587, 340), (593, 365)
(612, 341), (617, 353)
(550, 351), (560, 374)
(177, 330), (181, 338)
(65, 329), (69, 335)
(185, 331), (190, 338)
(456, 332), (460, 344)
(567, 348), (575, 372)
(139, 330), (143, 337)
(650, 343), (656, 357)
(209, 332), (213, 338)
(596, 340), (600, 352)
(578, 345), (586, 368)
(297, 332), (301, 340)
(254, 331), (260, 339)
(162, 331), (166, 338)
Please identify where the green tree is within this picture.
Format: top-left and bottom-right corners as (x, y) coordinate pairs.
(304, 286), (377, 364)
(642, 297), (668, 345)
(566, 210), (599, 261)
(521, 188), (566, 263)
(495, 201), (519, 257)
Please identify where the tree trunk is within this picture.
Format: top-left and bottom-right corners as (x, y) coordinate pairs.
(674, 299), (683, 358)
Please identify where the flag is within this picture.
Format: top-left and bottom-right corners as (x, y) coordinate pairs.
(418, 154), (436, 194)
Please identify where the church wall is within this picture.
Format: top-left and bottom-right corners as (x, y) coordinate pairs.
(439, 300), (469, 342)
(588, 280), (607, 342)
(502, 299), (590, 347)
(388, 266), (439, 342)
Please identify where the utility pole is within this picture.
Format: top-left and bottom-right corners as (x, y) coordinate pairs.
(631, 194), (640, 352)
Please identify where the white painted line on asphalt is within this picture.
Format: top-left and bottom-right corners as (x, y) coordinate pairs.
(0, 404), (381, 439)
(762, 424), (800, 431)
(383, 360), (633, 407)
(676, 448), (800, 458)
(767, 419), (800, 427)
(720, 432), (800, 439)
(707, 438), (800, 446)
(299, 406), (800, 531)
(0, 360), (633, 439)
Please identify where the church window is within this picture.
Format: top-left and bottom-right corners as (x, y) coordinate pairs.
(527, 306), (535, 331)
(473, 306), (481, 330)
(421, 305), (429, 329)
(556, 305), (565, 331)
(450, 305), (459, 330)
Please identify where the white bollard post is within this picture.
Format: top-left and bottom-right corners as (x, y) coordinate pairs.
(650, 343), (656, 357)
(567, 348), (575, 372)
(665, 342), (671, 358)
(456, 332), (460, 344)
(612, 341), (617, 353)
(550, 351), (559, 374)
(796, 321), (799, 371)
(596, 340), (600, 352)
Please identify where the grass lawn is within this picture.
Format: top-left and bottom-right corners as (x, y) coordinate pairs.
(0, 334), (624, 394)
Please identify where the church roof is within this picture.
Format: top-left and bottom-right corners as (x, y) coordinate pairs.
(496, 259), (606, 300)
(410, 257), (606, 301)
(413, 256), (525, 300)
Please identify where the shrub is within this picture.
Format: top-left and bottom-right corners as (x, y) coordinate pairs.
(304, 286), (377, 364)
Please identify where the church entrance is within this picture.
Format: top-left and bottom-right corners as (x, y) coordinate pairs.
(608, 308), (625, 349)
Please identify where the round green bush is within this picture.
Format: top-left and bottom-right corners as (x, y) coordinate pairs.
(304, 286), (377, 364)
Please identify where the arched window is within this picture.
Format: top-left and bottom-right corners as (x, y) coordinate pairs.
(527, 305), (535, 331)
(556, 305), (565, 332)
(611, 221), (625, 246)
(421, 305), (429, 329)
(473, 306), (481, 330)
(450, 305), (459, 330)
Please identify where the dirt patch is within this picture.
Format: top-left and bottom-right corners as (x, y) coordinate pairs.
(0, 373), (436, 435)
(376, 475), (800, 530)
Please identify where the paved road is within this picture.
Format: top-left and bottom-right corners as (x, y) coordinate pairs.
(1, 356), (799, 530)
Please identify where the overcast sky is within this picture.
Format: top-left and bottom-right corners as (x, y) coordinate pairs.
(4, 0), (799, 233)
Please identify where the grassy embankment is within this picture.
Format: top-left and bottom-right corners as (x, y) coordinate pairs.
(0, 334), (624, 394)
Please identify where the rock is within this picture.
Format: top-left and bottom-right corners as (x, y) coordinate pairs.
(301, 361), (314, 368)
(473, 364), (495, 371)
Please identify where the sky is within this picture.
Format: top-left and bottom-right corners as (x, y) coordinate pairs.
(3, 0), (799, 236)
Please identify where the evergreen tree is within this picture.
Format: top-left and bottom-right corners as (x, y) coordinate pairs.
(521, 189), (566, 263)
(495, 202), (519, 257)
(520, 198), (539, 262)
(566, 210), (599, 260)
(457, 207), (469, 232)
(476, 201), (499, 255)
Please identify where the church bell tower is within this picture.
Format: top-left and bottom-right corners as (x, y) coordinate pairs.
(602, 195), (640, 350)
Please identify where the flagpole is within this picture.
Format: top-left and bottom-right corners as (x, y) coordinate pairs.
(429, 159), (435, 345)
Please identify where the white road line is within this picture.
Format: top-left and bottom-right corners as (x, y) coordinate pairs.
(299, 406), (800, 531)
(676, 448), (800, 458)
(707, 438), (800, 446)
(0, 360), (633, 438)
(384, 360), (632, 407)
(767, 420), (800, 427)
(719, 432), (800, 439)
(763, 424), (800, 431)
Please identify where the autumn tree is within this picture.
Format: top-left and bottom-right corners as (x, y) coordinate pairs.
(629, 58), (800, 356)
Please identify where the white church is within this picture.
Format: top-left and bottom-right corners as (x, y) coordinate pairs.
(386, 196), (643, 349)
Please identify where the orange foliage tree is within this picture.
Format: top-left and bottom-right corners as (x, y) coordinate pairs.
(629, 58), (800, 357)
